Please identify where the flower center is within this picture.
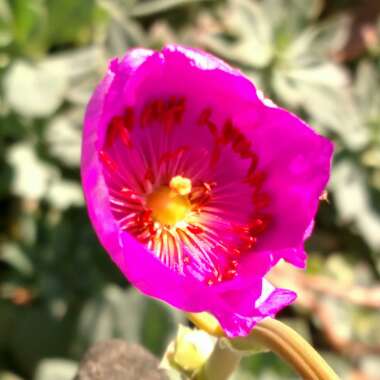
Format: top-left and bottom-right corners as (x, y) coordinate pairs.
(147, 176), (192, 226)
(101, 99), (272, 285)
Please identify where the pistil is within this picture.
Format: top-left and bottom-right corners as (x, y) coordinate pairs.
(147, 177), (192, 226)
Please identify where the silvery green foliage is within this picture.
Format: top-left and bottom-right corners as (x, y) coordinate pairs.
(4, 61), (68, 118)
(329, 61), (380, 260)
(198, 0), (349, 110)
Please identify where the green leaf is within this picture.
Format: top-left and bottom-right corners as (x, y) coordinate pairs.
(0, 302), (16, 351)
(309, 16), (349, 56)
(45, 0), (98, 46)
(141, 296), (183, 355)
(7, 0), (48, 57)
(0, 1), (13, 48)
(34, 359), (77, 380)
(272, 62), (348, 107)
(74, 286), (185, 357)
(130, 0), (208, 17)
(7, 143), (56, 200)
(99, 0), (147, 49)
(354, 61), (380, 129)
(200, 0), (273, 68)
(0, 242), (34, 275)
(0, 373), (23, 380)
(331, 160), (380, 254)
(44, 112), (82, 168)
(9, 307), (70, 376)
(46, 180), (83, 210)
(4, 60), (68, 118)
(262, 0), (322, 22)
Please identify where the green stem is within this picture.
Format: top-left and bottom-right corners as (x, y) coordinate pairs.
(196, 339), (242, 380)
(188, 313), (340, 380)
(243, 318), (339, 380)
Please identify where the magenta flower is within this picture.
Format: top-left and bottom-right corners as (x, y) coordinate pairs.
(81, 45), (333, 337)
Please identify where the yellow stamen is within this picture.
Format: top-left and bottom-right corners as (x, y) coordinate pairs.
(170, 175), (192, 196)
(147, 178), (192, 226)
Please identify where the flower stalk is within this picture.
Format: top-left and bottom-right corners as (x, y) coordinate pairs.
(195, 339), (242, 380)
(188, 313), (340, 380)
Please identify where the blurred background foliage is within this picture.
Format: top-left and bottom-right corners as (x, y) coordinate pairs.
(0, 0), (380, 379)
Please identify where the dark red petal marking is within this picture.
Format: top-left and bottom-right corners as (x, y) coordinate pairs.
(247, 153), (259, 176)
(187, 224), (204, 234)
(169, 97), (186, 123)
(246, 170), (267, 188)
(221, 119), (236, 144)
(144, 167), (155, 183)
(141, 100), (165, 128)
(228, 248), (241, 259)
(124, 107), (134, 131)
(197, 108), (219, 137)
(99, 150), (118, 172)
(163, 97), (186, 132)
(105, 116), (133, 149)
(233, 136), (252, 158)
(197, 107), (212, 126)
(158, 146), (189, 167)
(239, 235), (257, 250)
(207, 121), (218, 137)
(253, 191), (271, 209)
(223, 269), (237, 281)
(210, 143), (221, 167)
(249, 216), (271, 235)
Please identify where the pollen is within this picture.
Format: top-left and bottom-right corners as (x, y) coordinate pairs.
(147, 185), (191, 226)
(169, 175), (192, 196)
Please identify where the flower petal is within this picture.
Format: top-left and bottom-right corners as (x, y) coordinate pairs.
(81, 49), (154, 273)
(236, 103), (333, 268)
(81, 45), (332, 338)
(212, 279), (297, 337)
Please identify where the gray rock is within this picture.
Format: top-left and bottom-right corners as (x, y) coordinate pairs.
(74, 340), (168, 380)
